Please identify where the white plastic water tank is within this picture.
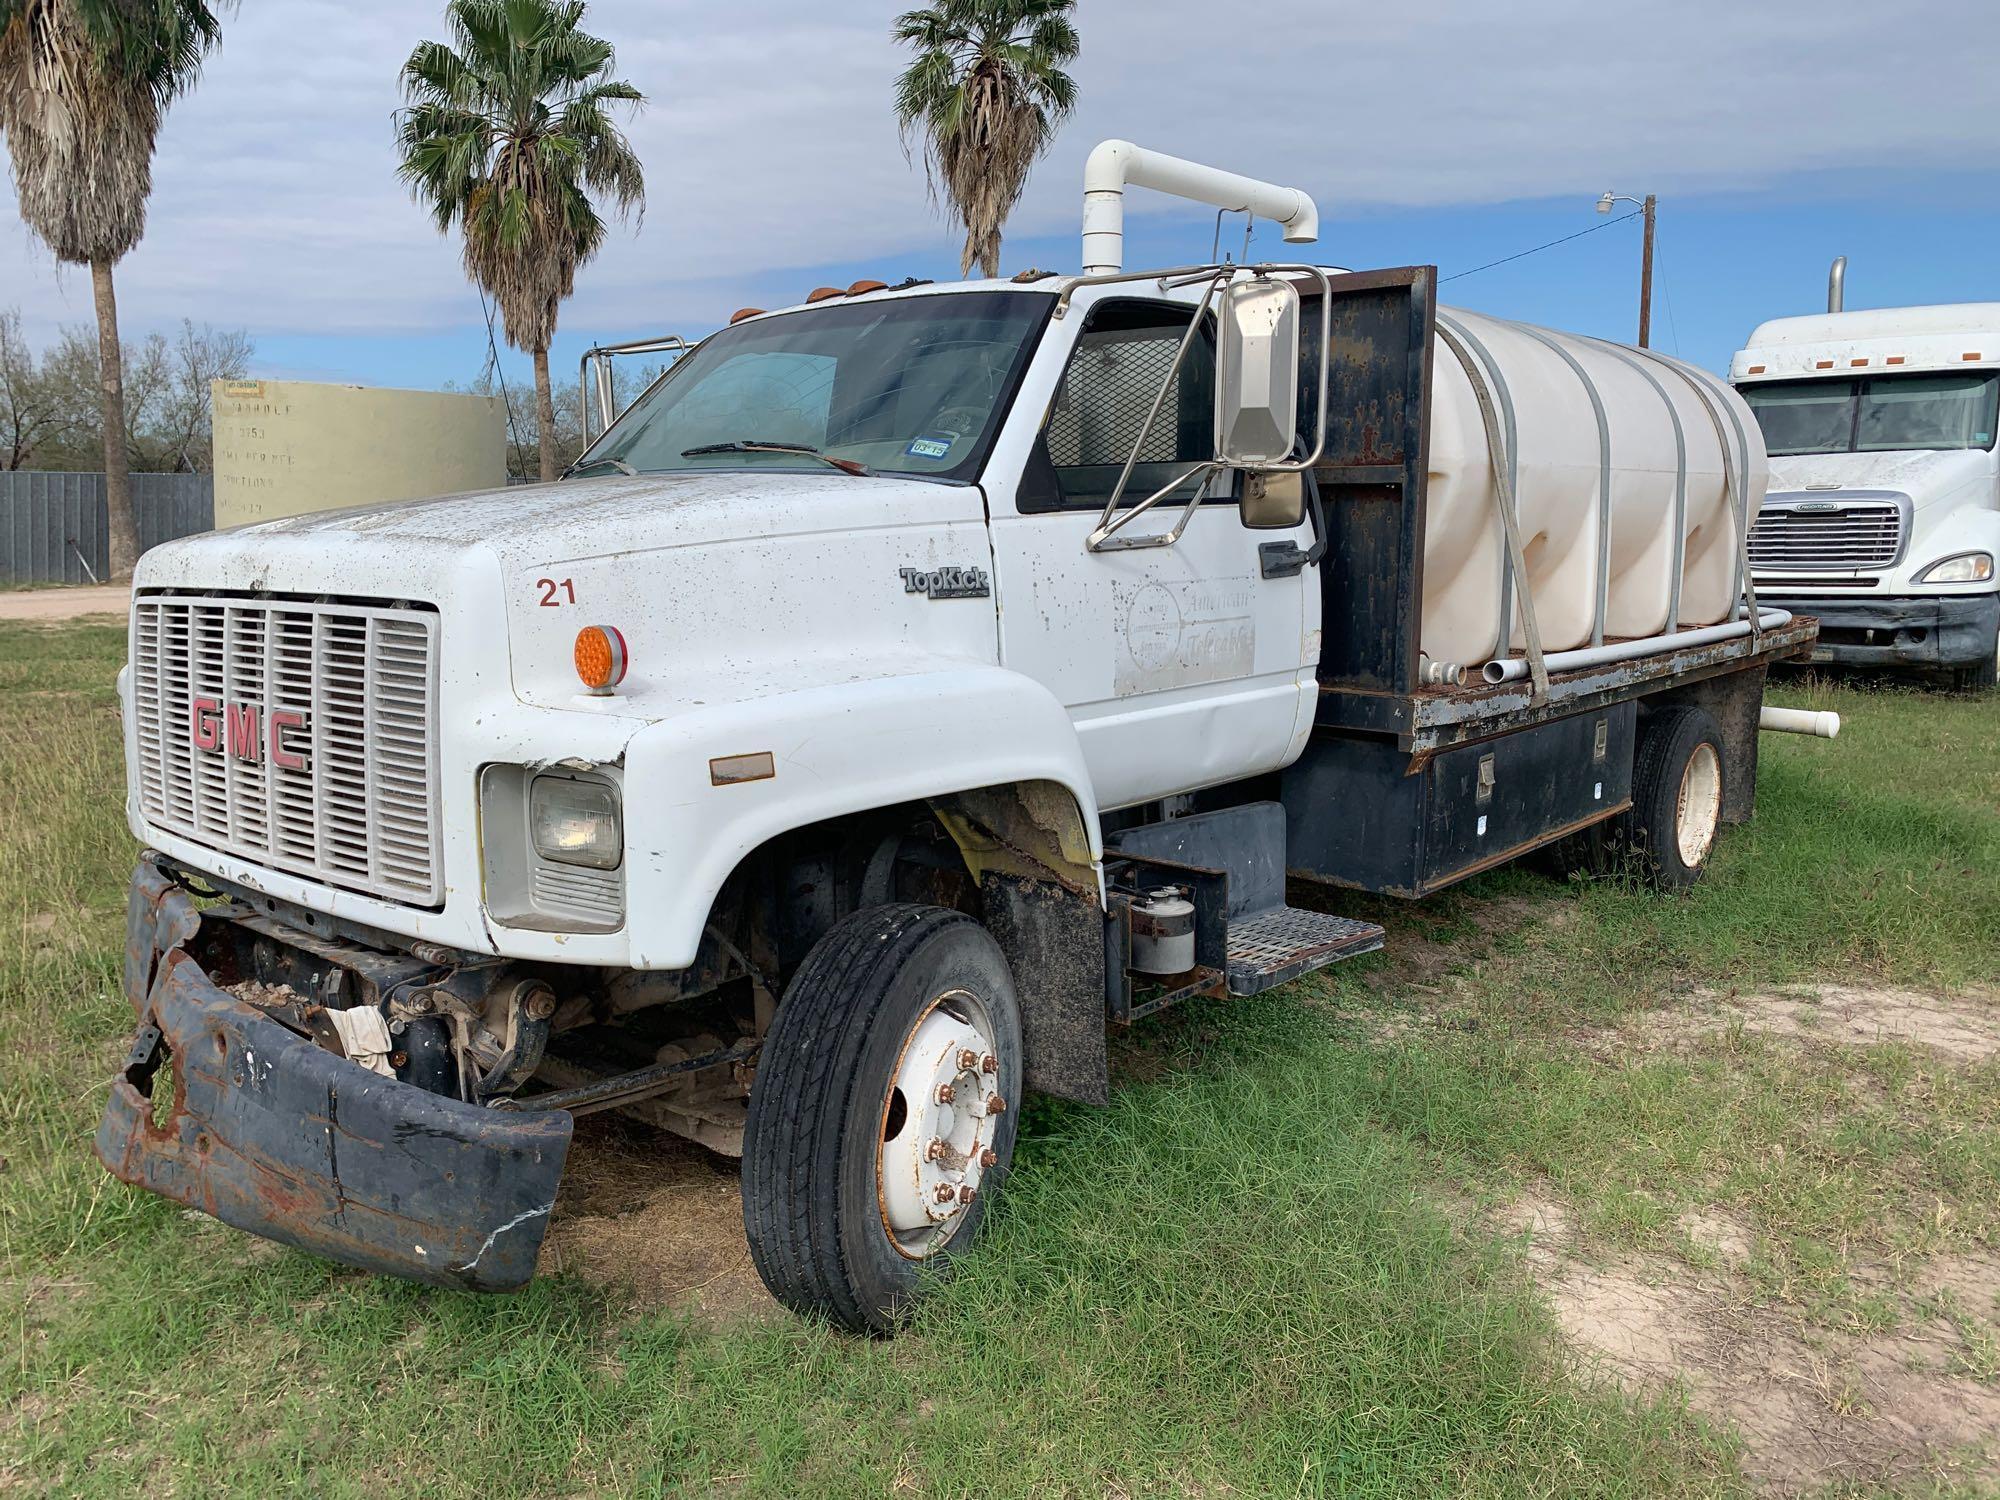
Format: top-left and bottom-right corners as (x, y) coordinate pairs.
(1420, 308), (1768, 670)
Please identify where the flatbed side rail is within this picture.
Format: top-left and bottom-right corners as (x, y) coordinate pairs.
(1318, 615), (1819, 754)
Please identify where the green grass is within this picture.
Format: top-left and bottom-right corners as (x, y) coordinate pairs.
(3, 623), (1996, 1496)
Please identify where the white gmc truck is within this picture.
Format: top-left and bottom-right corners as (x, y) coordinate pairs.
(98, 145), (1816, 1332)
(1732, 278), (2000, 689)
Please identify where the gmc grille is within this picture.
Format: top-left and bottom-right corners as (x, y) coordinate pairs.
(1749, 499), (1904, 575)
(131, 593), (442, 906)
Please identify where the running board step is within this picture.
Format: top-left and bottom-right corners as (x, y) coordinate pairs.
(1226, 908), (1383, 996)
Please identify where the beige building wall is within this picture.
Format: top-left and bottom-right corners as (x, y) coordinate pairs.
(212, 379), (507, 527)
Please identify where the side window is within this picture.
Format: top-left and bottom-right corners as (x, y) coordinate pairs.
(1042, 301), (1215, 508)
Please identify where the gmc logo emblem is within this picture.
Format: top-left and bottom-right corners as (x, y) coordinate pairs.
(190, 697), (309, 770)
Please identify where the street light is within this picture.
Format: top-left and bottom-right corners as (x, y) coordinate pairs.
(1596, 190), (1657, 348)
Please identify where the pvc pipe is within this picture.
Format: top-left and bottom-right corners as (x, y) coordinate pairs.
(1081, 139), (1319, 276)
(1420, 655), (1467, 686)
(1760, 706), (1840, 739)
(1481, 609), (1793, 684)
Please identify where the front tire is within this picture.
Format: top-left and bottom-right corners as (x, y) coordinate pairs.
(1949, 632), (1998, 694)
(742, 904), (1023, 1333)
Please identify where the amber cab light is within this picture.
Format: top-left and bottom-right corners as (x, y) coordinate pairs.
(575, 625), (629, 694)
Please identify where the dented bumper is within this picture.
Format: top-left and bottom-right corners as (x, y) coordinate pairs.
(95, 857), (573, 1292)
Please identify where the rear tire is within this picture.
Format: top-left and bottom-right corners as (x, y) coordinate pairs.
(742, 904), (1022, 1334)
(1626, 705), (1726, 891)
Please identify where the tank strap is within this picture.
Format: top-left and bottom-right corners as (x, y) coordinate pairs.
(1500, 321), (1614, 647)
(1579, 337), (1692, 634)
(1434, 313), (1550, 702)
(1646, 352), (1764, 647)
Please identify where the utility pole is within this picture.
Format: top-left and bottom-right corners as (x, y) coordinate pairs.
(1638, 194), (1656, 348)
(1596, 191), (1658, 347)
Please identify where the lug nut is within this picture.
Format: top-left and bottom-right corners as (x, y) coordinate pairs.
(985, 1093), (1007, 1114)
(958, 1185), (977, 1205)
(934, 1183), (958, 1204)
(935, 1083), (955, 1105)
(979, 1147), (998, 1168)
(924, 1138), (947, 1162)
(980, 1054), (998, 1075)
(958, 1047), (980, 1072)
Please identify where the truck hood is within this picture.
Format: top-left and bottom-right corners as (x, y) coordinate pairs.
(200, 469), (953, 568)
(1767, 449), (1993, 511)
(135, 469), (1001, 719)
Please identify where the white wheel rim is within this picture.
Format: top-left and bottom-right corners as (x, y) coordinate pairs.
(1675, 742), (1722, 869)
(876, 988), (1006, 1260)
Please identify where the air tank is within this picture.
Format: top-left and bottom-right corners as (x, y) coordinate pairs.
(1419, 308), (1769, 671)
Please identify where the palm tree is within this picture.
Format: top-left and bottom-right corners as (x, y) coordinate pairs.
(397, 0), (644, 483)
(0, 0), (228, 580)
(893, 0), (1078, 279)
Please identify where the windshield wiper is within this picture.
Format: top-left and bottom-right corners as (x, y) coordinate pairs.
(679, 440), (869, 477)
(568, 456), (637, 477)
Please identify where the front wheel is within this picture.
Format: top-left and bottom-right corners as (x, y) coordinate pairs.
(1949, 631), (1998, 694)
(742, 904), (1023, 1333)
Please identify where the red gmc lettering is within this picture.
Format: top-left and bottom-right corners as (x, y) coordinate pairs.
(268, 710), (307, 771)
(190, 696), (222, 751)
(226, 703), (261, 763)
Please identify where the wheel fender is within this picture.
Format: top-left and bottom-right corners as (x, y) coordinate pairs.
(619, 663), (1103, 969)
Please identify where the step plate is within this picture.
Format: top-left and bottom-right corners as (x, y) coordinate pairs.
(1226, 908), (1385, 996)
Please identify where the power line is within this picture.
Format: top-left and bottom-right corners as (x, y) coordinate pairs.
(477, 285), (531, 478)
(1441, 209), (1643, 284)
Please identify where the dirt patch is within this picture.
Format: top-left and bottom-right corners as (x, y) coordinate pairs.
(538, 1113), (774, 1324)
(1639, 985), (2000, 1063)
(1503, 1188), (2000, 1494)
(0, 586), (128, 623)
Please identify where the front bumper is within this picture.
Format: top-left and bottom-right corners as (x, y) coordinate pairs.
(96, 856), (573, 1292)
(1764, 593), (2000, 668)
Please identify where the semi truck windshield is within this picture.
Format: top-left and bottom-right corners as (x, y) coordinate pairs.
(1743, 371), (2000, 456)
(576, 291), (1052, 483)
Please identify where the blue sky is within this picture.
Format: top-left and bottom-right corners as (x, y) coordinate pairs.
(6, 1), (1998, 394)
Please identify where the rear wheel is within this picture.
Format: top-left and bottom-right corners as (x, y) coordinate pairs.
(742, 904), (1022, 1333)
(1626, 705), (1726, 890)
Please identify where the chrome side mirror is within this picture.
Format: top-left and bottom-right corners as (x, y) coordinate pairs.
(1240, 470), (1306, 529)
(1214, 277), (1301, 467)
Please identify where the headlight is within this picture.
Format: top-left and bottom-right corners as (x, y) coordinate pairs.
(1914, 552), (1995, 585)
(529, 775), (622, 869)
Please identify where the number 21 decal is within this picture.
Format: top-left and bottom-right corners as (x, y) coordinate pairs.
(537, 577), (577, 607)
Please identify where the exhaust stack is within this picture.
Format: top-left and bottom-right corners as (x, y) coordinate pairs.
(1827, 255), (1847, 313)
(1081, 139), (1319, 276)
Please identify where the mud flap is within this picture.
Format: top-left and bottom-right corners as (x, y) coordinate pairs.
(96, 858), (573, 1292)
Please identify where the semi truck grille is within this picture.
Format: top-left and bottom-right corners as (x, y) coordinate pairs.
(131, 594), (443, 906)
(1749, 499), (1904, 574)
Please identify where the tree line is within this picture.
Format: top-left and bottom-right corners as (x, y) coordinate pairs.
(0, 308), (249, 473)
(2, 0), (1079, 576)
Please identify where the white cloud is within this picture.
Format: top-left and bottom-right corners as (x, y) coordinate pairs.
(4, 0), (1994, 343)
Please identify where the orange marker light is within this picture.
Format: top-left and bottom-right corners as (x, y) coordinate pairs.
(1746, 364), (1766, 375)
(729, 307), (765, 325)
(1966, 352), (1985, 362)
(574, 625), (629, 695)
(1850, 358), (1868, 367)
(1887, 355), (1906, 365)
(805, 286), (843, 303)
(1815, 360), (1835, 369)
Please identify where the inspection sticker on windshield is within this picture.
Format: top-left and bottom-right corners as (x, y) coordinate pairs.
(905, 435), (954, 460)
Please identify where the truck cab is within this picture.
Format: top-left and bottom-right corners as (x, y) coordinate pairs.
(1731, 303), (2000, 689)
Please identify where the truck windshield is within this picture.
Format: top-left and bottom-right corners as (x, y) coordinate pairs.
(1743, 371), (2000, 456)
(575, 290), (1052, 482)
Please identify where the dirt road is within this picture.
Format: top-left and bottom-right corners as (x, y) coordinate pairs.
(0, 586), (128, 623)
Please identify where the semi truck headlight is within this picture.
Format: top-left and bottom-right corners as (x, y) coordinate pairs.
(1914, 552), (1995, 585)
(529, 775), (622, 869)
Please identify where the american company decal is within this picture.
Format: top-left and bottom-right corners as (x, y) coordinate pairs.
(899, 565), (990, 600)
(190, 697), (309, 770)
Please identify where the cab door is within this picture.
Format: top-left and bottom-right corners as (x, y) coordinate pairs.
(985, 294), (1319, 811)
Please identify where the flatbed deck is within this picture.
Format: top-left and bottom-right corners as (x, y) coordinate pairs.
(1317, 616), (1819, 753)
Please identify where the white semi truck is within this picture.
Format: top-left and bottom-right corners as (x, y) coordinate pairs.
(1732, 267), (2000, 689)
(98, 143), (1816, 1332)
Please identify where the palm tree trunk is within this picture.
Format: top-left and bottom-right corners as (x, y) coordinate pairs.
(533, 347), (557, 483)
(91, 258), (139, 581)
(980, 231), (1001, 280)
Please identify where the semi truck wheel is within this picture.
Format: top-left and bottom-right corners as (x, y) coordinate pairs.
(1949, 634), (1998, 694)
(1627, 705), (1726, 891)
(742, 903), (1022, 1333)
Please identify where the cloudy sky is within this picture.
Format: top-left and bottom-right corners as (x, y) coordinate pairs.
(5, 0), (1997, 388)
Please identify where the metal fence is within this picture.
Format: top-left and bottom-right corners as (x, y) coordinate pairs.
(0, 471), (214, 584)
